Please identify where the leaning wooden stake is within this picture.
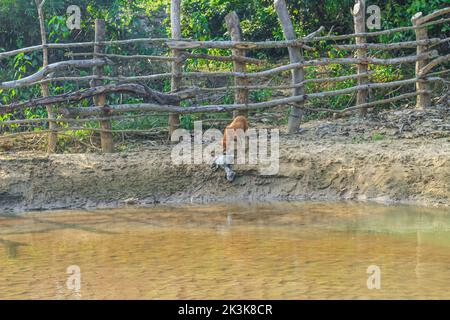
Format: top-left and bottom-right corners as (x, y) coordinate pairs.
(274, 0), (304, 133)
(35, 0), (57, 153)
(169, 0), (182, 138)
(352, 0), (369, 116)
(225, 11), (249, 118)
(412, 12), (431, 109)
(92, 19), (114, 153)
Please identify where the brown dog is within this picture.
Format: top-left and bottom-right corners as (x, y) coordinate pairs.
(222, 116), (249, 153)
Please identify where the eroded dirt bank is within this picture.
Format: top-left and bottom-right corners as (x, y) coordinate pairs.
(0, 108), (449, 213)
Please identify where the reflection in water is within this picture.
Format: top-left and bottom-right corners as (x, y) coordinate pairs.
(0, 202), (449, 299)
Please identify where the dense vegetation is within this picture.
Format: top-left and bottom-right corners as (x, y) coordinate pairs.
(0, 0), (448, 144)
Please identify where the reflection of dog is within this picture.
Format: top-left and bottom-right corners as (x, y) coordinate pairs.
(212, 116), (249, 183)
(222, 116), (249, 153)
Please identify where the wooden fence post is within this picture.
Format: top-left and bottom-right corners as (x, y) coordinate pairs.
(225, 11), (249, 118)
(274, 0), (304, 134)
(412, 12), (431, 109)
(35, 0), (57, 153)
(352, 0), (369, 116)
(169, 0), (182, 138)
(92, 19), (114, 153)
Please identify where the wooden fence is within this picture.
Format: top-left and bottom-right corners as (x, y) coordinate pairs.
(0, 0), (449, 153)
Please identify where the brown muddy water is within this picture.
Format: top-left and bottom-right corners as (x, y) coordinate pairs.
(0, 202), (449, 300)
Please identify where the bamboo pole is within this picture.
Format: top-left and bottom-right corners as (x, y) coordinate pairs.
(412, 12), (431, 109)
(169, 0), (182, 138)
(92, 19), (114, 153)
(352, 0), (369, 116)
(274, 0), (304, 133)
(35, 0), (57, 153)
(225, 11), (248, 118)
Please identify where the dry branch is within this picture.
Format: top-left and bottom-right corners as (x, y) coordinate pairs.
(0, 84), (196, 114)
(415, 7), (450, 25)
(59, 77), (441, 116)
(303, 90), (430, 114)
(6, 51), (436, 90)
(0, 59), (109, 89)
(333, 38), (443, 50)
(419, 54), (450, 76)
(0, 127), (168, 140)
(64, 51), (265, 65)
(66, 52), (176, 62)
(1, 16), (449, 61)
(184, 53), (265, 65)
(304, 26), (325, 39)
(166, 39), (314, 51)
(302, 17), (450, 42)
(192, 72), (375, 92)
(0, 113), (169, 127)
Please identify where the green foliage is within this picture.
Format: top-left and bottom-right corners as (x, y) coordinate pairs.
(371, 132), (384, 141)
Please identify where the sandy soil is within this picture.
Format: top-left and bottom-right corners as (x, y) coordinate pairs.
(0, 107), (449, 213)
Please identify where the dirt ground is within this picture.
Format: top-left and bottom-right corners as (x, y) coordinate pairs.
(0, 105), (449, 213)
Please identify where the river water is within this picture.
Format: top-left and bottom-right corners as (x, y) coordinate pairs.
(0, 202), (449, 299)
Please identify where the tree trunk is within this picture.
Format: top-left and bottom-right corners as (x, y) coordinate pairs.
(169, 0), (182, 138)
(412, 12), (431, 109)
(35, 0), (57, 153)
(225, 11), (249, 118)
(352, 0), (369, 116)
(274, 0), (304, 134)
(92, 19), (114, 153)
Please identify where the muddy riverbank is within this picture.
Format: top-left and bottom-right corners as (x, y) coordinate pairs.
(0, 108), (449, 212)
